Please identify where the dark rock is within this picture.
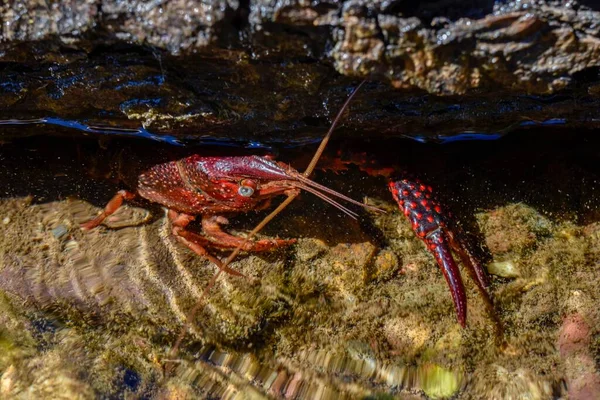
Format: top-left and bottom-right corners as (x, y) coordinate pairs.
(1, 1), (599, 143)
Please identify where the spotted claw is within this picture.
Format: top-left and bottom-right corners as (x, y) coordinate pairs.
(389, 179), (490, 327)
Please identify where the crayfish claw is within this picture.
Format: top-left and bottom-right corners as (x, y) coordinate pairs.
(446, 229), (490, 296)
(389, 178), (492, 326)
(425, 229), (467, 327)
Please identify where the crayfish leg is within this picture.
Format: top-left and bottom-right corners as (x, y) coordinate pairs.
(168, 210), (245, 277)
(80, 190), (136, 230)
(201, 215), (296, 252)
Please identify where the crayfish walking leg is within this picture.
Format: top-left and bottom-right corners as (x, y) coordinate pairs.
(200, 216), (296, 252)
(168, 210), (246, 277)
(80, 190), (137, 230)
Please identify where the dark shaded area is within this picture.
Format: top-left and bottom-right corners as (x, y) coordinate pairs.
(384, 0), (495, 21)
(579, 1), (600, 10)
(122, 368), (141, 393)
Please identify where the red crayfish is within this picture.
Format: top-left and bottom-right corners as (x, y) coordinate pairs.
(82, 83), (493, 328)
(81, 153), (376, 275)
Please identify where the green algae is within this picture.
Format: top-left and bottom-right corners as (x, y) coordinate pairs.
(420, 364), (462, 399)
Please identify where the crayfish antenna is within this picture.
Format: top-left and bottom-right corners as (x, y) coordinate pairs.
(165, 81), (367, 374)
(222, 80), (367, 265)
(291, 173), (385, 215)
(303, 80), (366, 175)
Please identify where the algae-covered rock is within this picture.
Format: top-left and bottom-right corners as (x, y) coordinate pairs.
(477, 203), (553, 257)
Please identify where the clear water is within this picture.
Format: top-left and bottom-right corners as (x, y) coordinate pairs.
(0, 127), (599, 399)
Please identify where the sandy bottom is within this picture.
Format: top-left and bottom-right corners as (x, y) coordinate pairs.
(0, 134), (600, 399)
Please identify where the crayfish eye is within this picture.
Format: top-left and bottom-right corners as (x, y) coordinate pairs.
(238, 186), (254, 197)
(238, 179), (257, 197)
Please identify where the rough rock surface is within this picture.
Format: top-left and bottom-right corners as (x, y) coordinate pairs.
(1, 1), (600, 141)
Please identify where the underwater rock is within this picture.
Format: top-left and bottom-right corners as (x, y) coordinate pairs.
(383, 315), (432, 358)
(477, 203), (553, 258)
(486, 261), (520, 279)
(558, 313), (600, 400)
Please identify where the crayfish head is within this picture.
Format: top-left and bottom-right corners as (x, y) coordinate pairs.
(188, 154), (382, 217)
(175, 154), (299, 212)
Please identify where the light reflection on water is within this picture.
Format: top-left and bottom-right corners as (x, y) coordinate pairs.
(0, 116), (532, 151)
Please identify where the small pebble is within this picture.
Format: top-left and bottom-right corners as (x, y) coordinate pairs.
(373, 249), (399, 280)
(64, 240), (79, 252)
(487, 260), (520, 278)
(51, 225), (69, 239)
(2, 217), (10, 225)
(0, 365), (16, 395)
